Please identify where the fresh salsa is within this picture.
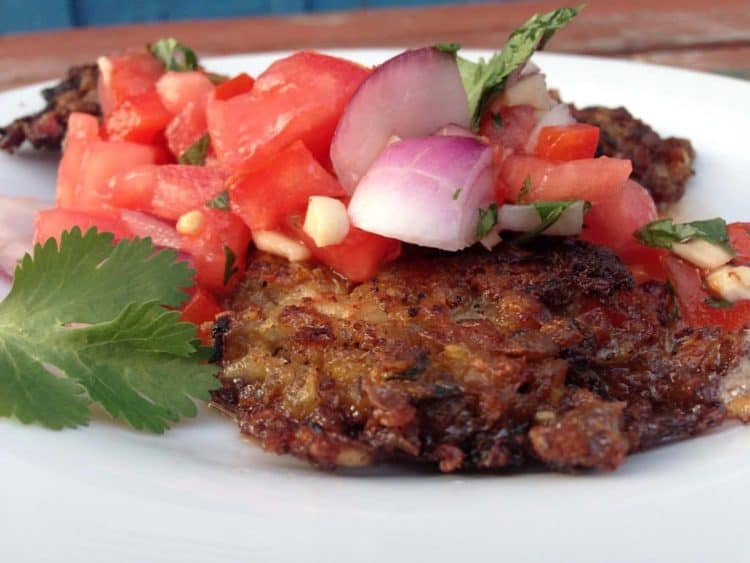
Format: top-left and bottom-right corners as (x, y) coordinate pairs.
(35, 11), (750, 336)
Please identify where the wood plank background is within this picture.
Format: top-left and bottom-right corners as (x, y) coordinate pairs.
(1, 0), (748, 91)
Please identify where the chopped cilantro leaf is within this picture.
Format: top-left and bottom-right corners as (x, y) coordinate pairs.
(452, 188), (463, 200)
(476, 203), (499, 239)
(517, 175), (532, 203)
(223, 245), (239, 286)
(636, 218), (730, 251)
(207, 190), (230, 210)
(179, 133), (210, 166)
(206, 72), (229, 85)
(435, 43), (462, 55)
(455, 6), (581, 128)
(0, 228), (218, 432)
(705, 296), (734, 309)
(149, 38), (199, 71)
(514, 200), (581, 243)
(492, 112), (503, 128)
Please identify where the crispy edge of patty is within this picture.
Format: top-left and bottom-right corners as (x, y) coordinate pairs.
(210, 240), (748, 472)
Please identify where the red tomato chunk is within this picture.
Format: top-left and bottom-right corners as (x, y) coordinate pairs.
(534, 123), (600, 161)
(213, 73), (255, 101)
(728, 223), (750, 265)
(35, 208), (132, 245)
(103, 90), (172, 144)
(97, 53), (165, 115)
(156, 71), (214, 115)
(664, 255), (750, 331)
(56, 113), (100, 209)
(165, 97), (209, 159)
(229, 140), (345, 233)
(68, 140), (161, 211)
(179, 287), (223, 343)
(112, 164), (229, 221)
(294, 224), (402, 283)
(207, 52), (369, 171)
(500, 155), (632, 204)
(179, 208), (250, 293)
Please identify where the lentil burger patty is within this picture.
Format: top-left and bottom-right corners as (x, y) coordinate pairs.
(212, 240), (750, 472)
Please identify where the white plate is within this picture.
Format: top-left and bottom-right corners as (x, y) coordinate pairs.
(2, 50), (750, 563)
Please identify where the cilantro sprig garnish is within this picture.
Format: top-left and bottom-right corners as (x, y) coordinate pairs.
(0, 228), (218, 433)
(149, 38), (200, 72)
(442, 6), (581, 128)
(635, 218), (731, 251)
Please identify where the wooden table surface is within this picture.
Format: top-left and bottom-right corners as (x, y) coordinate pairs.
(1, 0), (748, 91)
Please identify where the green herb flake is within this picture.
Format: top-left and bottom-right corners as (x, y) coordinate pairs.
(452, 188), (463, 201)
(149, 38), (200, 71)
(635, 217), (730, 251)
(492, 112), (503, 128)
(476, 203), (499, 239)
(515, 200), (580, 243)
(456, 6), (582, 129)
(206, 190), (230, 211)
(223, 245), (239, 286)
(517, 175), (532, 203)
(179, 133), (210, 166)
(705, 296), (734, 309)
(0, 228), (218, 433)
(435, 43), (462, 55)
(206, 72), (229, 85)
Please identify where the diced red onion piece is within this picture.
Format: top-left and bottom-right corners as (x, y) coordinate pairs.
(348, 136), (494, 251)
(0, 196), (51, 278)
(480, 228), (502, 251)
(525, 102), (575, 154)
(498, 201), (587, 236)
(331, 47), (471, 193)
(433, 123), (481, 139)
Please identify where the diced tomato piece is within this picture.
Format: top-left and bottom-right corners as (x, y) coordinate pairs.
(165, 96), (208, 159)
(111, 165), (157, 210)
(293, 222), (401, 282)
(34, 208), (132, 245)
(179, 288), (223, 343)
(728, 223), (750, 265)
(501, 155), (632, 204)
(57, 113), (100, 208)
(119, 209), (182, 249)
(103, 90), (172, 144)
(98, 53), (165, 115)
(230, 140), (345, 232)
(179, 208), (250, 293)
(72, 140), (160, 211)
(213, 73), (254, 101)
(479, 104), (537, 154)
(113, 164), (229, 221)
(534, 123), (599, 161)
(664, 255), (750, 330)
(156, 71), (214, 115)
(207, 52), (369, 171)
(582, 180), (658, 253)
(581, 180), (664, 281)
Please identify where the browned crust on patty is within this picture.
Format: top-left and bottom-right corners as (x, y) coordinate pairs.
(212, 240), (745, 473)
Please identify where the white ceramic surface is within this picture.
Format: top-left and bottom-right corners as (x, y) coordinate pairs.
(1, 50), (750, 563)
